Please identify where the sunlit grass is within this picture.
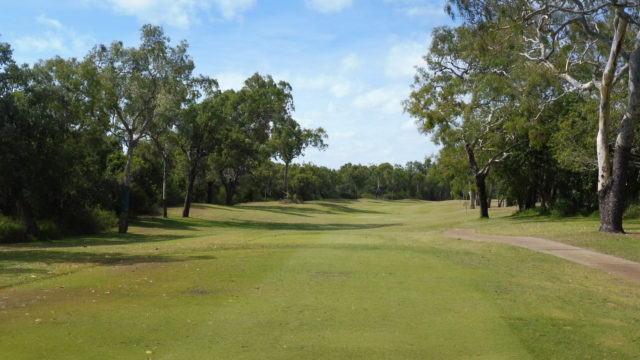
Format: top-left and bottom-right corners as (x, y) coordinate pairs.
(1, 200), (639, 359)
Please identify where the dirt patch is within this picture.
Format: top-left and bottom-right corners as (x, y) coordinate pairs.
(445, 229), (640, 284)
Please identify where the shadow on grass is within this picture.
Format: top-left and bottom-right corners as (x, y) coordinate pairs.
(315, 201), (386, 214)
(235, 201), (385, 216)
(3, 232), (191, 249)
(211, 220), (399, 231)
(234, 205), (316, 217)
(0, 250), (217, 289)
(135, 217), (399, 232)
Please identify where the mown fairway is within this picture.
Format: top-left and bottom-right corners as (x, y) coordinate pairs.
(2, 200), (640, 359)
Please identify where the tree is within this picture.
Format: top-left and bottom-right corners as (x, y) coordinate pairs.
(211, 74), (294, 206)
(405, 25), (520, 217)
(272, 117), (327, 199)
(174, 78), (221, 217)
(446, 0), (640, 231)
(340, 163), (370, 199)
(91, 24), (194, 233)
(0, 45), (118, 236)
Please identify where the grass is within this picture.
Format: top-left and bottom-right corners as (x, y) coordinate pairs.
(1, 200), (640, 359)
(466, 205), (640, 263)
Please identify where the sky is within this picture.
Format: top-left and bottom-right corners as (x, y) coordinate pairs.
(0, 0), (454, 169)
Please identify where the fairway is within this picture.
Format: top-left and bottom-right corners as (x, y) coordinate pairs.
(2, 200), (640, 359)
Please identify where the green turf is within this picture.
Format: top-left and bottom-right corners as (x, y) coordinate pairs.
(1, 200), (640, 359)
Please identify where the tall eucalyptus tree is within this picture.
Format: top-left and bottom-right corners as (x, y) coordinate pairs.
(91, 25), (194, 232)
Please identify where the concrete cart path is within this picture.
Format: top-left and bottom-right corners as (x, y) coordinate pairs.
(445, 229), (640, 284)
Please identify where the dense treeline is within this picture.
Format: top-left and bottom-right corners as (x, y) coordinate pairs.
(0, 26), (456, 242)
(0, 25), (332, 240)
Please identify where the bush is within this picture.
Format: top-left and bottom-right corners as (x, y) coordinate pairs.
(38, 219), (61, 240)
(513, 207), (548, 217)
(624, 204), (640, 220)
(0, 216), (28, 243)
(64, 207), (118, 235)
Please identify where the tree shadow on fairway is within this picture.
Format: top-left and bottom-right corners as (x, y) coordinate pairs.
(234, 205), (322, 217)
(129, 216), (399, 232)
(0, 250), (217, 288)
(205, 220), (398, 231)
(1, 232), (191, 249)
(314, 201), (386, 214)
(132, 217), (213, 231)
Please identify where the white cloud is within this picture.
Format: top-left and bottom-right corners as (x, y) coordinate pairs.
(13, 15), (92, 56)
(340, 53), (361, 73)
(330, 82), (351, 98)
(385, 40), (428, 79)
(401, 5), (447, 18)
(214, 0), (256, 20)
(216, 71), (250, 90)
(100, 0), (255, 28)
(353, 87), (406, 115)
(36, 15), (63, 29)
(14, 34), (65, 53)
(305, 0), (353, 14)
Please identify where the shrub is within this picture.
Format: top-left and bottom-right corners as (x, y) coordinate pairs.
(624, 204), (640, 220)
(38, 219), (61, 240)
(0, 216), (28, 243)
(64, 207), (118, 235)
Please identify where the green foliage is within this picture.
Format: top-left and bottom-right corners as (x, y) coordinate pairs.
(0, 216), (27, 243)
(38, 220), (61, 240)
(623, 204), (640, 220)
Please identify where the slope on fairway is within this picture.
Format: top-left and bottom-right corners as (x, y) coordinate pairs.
(1, 200), (639, 359)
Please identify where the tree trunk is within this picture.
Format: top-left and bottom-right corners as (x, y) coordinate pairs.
(219, 170), (236, 206)
(283, 162), (290, 199)
(16, 190), (39, 237)
(469, 189), (476, 209)
(600, 29), (640, 233)
(224, 183), (235, 206)
(161, 150), (168, 218)
(596, 15), (628, 233)
(119, 143), (134, 233)
(182, 159), (199, 218)
(475, 174), (489, 218)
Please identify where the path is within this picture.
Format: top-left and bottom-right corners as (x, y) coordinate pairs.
(445, 229), (640, 284)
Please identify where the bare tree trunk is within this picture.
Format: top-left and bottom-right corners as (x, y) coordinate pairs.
(464, 142), (489, 218)
(475, 174), (489, 218)
(182, 161), (198, 218)
(219, 170), (236, 206)
(119, 143), (134, 233)
(469, 189), (476, 209)
(161, 148), (168, 218)
(600, 29), (640, 233)
(283, 162), (290, 199)
(597, 16), (628, 233)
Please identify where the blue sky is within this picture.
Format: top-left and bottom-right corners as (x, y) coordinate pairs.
(1, 0), (453, 168)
